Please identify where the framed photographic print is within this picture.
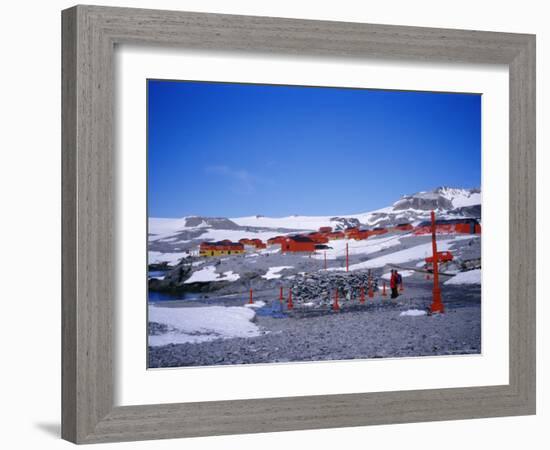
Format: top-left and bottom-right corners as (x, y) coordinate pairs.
(146, 79), (483, 367)
(62, 5), (536, 444)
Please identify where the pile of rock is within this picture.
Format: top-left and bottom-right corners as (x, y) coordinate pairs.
(289, 271), (378, 307)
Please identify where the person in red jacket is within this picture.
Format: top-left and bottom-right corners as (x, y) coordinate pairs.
(390, 269), (399, 299)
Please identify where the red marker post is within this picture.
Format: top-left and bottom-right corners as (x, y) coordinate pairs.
(368, 276), (374, 299)
(287, 289), (293, 310)
(249, 288), (253, 305)
(429, 210), (444, 314)
(333, 289), (340, 312)
(279, 286), (283, 303)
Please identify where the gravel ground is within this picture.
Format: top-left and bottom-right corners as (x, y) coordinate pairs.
(148, 277), (481, 368)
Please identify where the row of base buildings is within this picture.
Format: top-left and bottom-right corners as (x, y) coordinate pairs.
(199, 218), (481, 257)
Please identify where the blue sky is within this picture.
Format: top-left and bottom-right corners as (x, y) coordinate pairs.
(148, 80), (481, 218)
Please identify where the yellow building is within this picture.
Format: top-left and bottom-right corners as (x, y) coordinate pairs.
(199, 241), (245, 257)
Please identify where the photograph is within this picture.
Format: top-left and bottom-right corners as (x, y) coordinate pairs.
(146, 79), (482, 368)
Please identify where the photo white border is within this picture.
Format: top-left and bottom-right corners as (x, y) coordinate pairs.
(114, 46), (509, 406)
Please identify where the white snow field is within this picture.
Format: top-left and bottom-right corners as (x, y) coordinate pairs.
(148, 304), (261, 346)
(261, 266), (294, 280)
(148, 217), (196, 241)
(231, 206), (396, 231)
(231, 214), (334, 231)
(183, 266), (240, 284)
(444, 268), (481, 285)
(199, 228), (282, 242)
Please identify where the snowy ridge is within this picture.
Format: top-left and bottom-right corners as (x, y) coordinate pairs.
(150, 187), (480, 238)
(436, 187), (481, 208)
(148, 187), (480, 265)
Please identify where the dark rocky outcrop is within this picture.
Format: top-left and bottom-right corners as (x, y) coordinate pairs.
(289, 271), (379, 307)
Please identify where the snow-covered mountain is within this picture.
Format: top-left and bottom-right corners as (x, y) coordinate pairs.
(393, 187), (480, 211)
(148, 187), (480, 263)
(230, 187), (480, 230)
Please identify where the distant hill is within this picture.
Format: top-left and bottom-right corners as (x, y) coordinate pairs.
(148, 187), (481, 264)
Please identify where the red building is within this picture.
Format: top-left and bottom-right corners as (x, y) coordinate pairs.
(414, 218), (481, 235)
(344, 227), (360, 238)
(351, 230), (370, 240)
(350, 227), (389, 240)
(307, 232), (329, 244)
(327, 231), (345, 240)
(281, 236), (316, 253)
(319, 226), (332, 234)
(250, 238), (267, 249)
(268, 236), (286, 246)
(369, 227), (388, 237)
(393, 223), (414, 232)
(239, 238), (267, 249)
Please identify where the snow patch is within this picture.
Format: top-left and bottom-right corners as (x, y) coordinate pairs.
(221, 270), (240, 282)
(244, 301), (266, 309)
(148, 304), (260, 346)
(148, 251), (189, 265)
(400, 309), (427, 317)
(438, 187), (481, 208)
(184, 266), (240, 284)
(261, 266), (294, 280)
(444, 269), (481, 285)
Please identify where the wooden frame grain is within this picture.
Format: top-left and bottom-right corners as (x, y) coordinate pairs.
(61, 5), (536, 444)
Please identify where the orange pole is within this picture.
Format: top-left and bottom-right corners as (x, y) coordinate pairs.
(279, 286), (283, 303)
(360, 286), (365, 304)
(429, 210), (444, 313)
(382, 281), (387, 297)
(368, 273), (374, 299)
(249, 288), (253, 304)
(333, 289), (340, 312)
(287, 289), (293, 310)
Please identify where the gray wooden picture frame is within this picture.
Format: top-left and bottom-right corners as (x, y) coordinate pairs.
(61, 5), (536, 444)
